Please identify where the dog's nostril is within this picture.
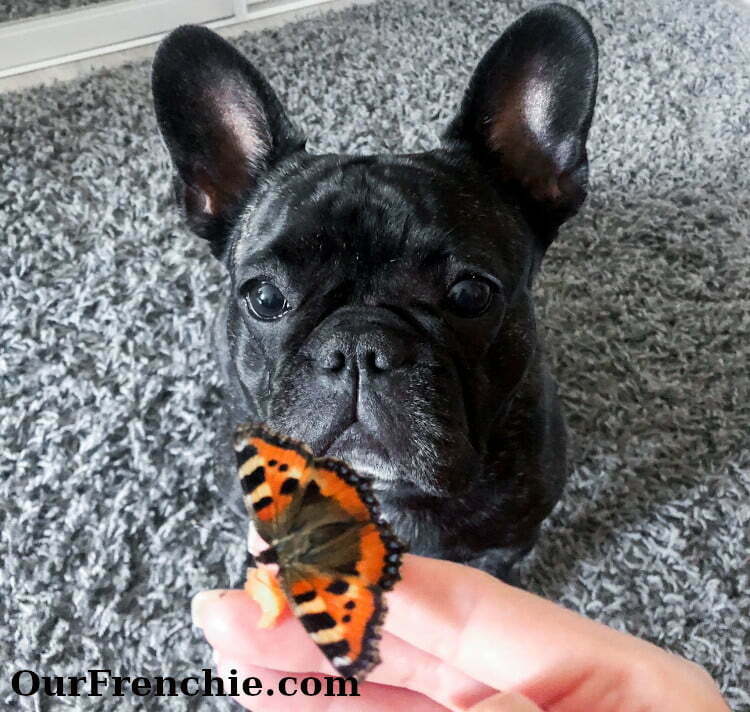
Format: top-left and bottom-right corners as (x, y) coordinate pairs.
(367, 349), (404, 373)
(320, 350), (346, 372)
(372, 351), (392, 372)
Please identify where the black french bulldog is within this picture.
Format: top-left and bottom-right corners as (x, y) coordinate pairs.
(151, 3), (598, 583)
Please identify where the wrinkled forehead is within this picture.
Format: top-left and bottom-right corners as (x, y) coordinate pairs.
(230, 154), (522, 273)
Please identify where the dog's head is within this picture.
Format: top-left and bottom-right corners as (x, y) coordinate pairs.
(152, 5), (597, 504)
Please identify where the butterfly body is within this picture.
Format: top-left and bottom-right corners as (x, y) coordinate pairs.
(234, 424), (404, 680)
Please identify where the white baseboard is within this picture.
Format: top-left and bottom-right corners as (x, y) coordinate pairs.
(0, 0), (353, 80)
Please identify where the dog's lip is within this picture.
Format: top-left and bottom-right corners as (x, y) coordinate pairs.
(321, 422), (386, 455)
(322, 446), (394, 481)
(347, 466), (395, 491)
(320, 425), (395, 484)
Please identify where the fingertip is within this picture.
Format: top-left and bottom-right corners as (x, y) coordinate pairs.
(192, 588), (253, 630)
(192, 589), (232, 628)
(195, 587), (313, 667)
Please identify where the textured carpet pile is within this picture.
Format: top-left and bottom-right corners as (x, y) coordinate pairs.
(1, 0), (748, 709)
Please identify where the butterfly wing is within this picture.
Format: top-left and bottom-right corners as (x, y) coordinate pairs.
(278, 458), (404, 680)
(309, 458), (402, 591)
(283, 568), (384, 680)
(234, 426), (405, 681)
(233, 423), (314, 544)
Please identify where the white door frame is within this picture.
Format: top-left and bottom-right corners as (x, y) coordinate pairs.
(0, 0), (335, 78)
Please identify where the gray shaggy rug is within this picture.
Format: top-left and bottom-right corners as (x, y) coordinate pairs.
(1, 0), (749, 709)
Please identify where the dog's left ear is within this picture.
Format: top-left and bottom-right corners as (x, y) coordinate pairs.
(152, 25), (304, 258)
(444, 4), (598, 248)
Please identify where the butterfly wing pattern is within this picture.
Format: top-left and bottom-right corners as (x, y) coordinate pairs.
(233, 424), (405, 681)
(234, 424), (314, 546)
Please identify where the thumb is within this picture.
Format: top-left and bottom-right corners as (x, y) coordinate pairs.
(469, 692), (543, 712)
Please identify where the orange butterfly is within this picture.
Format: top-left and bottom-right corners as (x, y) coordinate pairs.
(233, 424), (405, 681)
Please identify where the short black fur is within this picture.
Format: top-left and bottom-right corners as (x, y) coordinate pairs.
(152, 4), (598, 582)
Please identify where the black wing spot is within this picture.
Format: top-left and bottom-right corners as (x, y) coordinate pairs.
(303, 479), (321, 499)
(253, 496), (273, 512)
(280, 477), (299, 495)
(293, 590), (317, 605)
(320, 640), (350, 659)
(342, 614), (351, 623)
(298, 479), (325, 509)
(300, 612), (337, 633)
(325, 579), (349, 595)
(240, 466), (265, 494)
(268, 459), (278, 467)
(235, 444), (258, 463)
(344, 600), (356, 610)
(278, 463), (289, 472)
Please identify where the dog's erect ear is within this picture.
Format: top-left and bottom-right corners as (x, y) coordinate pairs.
(152, 25), (304, 257)
(444, 4), (598, 248)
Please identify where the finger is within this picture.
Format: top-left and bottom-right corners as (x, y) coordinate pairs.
(213, 650), (450, 712)
(383, 555), (665, 702)
(384, 554), (632, 690)
(194, 589), (494, 711)
(468, 692), (543, 712)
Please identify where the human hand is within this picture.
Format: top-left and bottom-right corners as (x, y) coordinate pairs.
(191, 554), (730, 711)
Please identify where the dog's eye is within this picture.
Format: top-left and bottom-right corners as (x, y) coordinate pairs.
(243, 280), (289, 321)
(446, 278), (494, 318)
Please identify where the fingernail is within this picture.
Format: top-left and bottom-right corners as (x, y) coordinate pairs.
(191, 589), (226, 629)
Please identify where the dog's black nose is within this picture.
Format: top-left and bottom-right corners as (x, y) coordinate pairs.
(314, 330), (411, 376)
(308, 306), (417, 379)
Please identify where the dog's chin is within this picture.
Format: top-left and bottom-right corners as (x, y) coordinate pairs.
(326, 448), (444, 499)
(320, 422), (460, 498)
(321, 425), (400, 491)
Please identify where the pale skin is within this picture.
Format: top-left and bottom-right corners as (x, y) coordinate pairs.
(191, 554), (731, 711)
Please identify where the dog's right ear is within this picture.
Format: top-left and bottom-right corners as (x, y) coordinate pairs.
(152, 25), (304, 258)
(443, 4), (597, 251)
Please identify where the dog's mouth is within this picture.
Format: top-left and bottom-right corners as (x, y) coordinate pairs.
(320, 423), (398, 489)
(317, 421), (461, 498)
